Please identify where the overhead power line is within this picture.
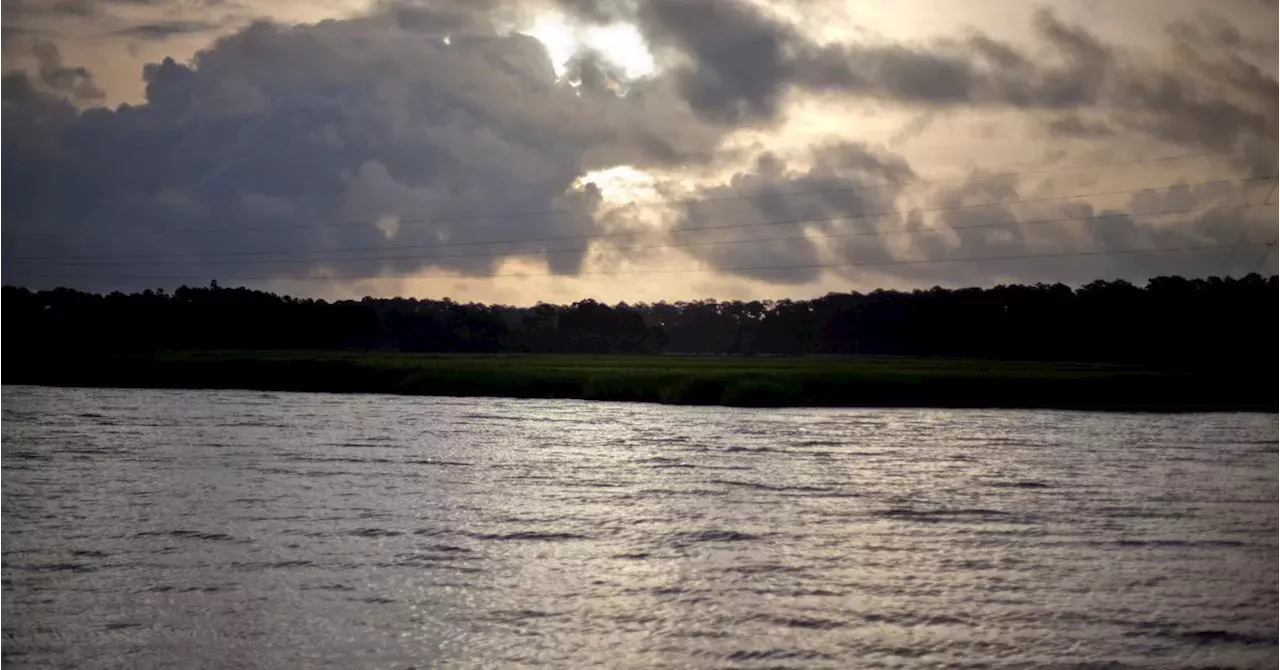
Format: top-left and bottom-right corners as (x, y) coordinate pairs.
(2, 149), (1255, 240)
(1249, 176), (1280, 276)
(7, 175), (1273, 263)
(1219, 182), (1278, 276)
(9, 202), (1274, 268)
(16, 242), (1272, 283)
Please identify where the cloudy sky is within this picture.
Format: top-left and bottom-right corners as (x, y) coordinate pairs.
(3, 0), (1276, 304)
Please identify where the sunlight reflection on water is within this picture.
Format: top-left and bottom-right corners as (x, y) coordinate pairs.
(2, 386), (1276, 668)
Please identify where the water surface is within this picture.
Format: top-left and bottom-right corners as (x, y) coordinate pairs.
(3, 386), (1276, 668)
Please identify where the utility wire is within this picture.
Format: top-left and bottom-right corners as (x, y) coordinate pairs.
(7, 176), (1273, 262)
(1249, 175), (1280, 277)
(2, 149), (1253, 240)
(17, 242), (1270, 283)
(10, 202), (1273, 268)
(1218, 182), (1278, 276)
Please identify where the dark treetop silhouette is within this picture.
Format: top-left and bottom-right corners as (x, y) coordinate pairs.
(3, 275), (1275, 411)
(5, 275), (1275, 362)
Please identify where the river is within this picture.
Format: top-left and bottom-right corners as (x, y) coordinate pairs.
(2, 386), (1276, 668)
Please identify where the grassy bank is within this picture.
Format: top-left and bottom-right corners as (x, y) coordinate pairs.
(5, 350), (1272, 412)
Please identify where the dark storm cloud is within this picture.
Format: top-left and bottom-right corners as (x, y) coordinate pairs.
(3, 0), (1275, 294)
(630, 0), (798, 124)
(662, 143), (916, 284)
(832, 174), (1278, 288)
(563, 50), (627, 94)
(1, 3), (727, 292)
(554, 0), (1001, 120)
(667, 147), (1275, 287)
(554, 1), (1275, 163)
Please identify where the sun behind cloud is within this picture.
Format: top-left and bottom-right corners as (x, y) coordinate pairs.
(519, 10), (656, 79)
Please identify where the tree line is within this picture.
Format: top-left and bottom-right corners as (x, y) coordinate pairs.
(3, 274), (1275, 367)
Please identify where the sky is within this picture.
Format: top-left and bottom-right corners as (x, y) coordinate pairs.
(3, 0), (1277, 305)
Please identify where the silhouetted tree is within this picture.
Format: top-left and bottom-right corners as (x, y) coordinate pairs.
(4, 274), (1276, 367)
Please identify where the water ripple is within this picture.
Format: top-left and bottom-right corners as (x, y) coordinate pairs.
(2, 386), (1275, 669)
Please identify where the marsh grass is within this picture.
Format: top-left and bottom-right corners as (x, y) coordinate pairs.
(10, 350), (1266, 411)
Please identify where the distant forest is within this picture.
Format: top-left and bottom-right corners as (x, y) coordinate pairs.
(4, 275), (1276, 366)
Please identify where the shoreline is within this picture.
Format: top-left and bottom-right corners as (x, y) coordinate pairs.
(7, 351), (1274, 413)
(9, 380), (1275, 414)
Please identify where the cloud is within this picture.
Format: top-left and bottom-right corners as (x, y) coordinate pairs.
(2, 0), (258, 71)
(9, 40), (107, 101)
(552, 0), (1007, 122)
(1042, 113), (1116, 139)
(563, 50), (627, 94)
(631, 0), (801, 125)
(835, 172), (1277, 287)
(6, 0), (236, 19)
(656, 144), (1275, 288)
(38, 42), (104, 100)
(111, 20), (229, 40)
(553, 1), (1275, 164)
(1, 3), (727, 292)
(652, 143), (916, 284)
(2, 0), (1275, 298)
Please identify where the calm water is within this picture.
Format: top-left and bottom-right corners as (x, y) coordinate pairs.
(2, 386), (1276, 669)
